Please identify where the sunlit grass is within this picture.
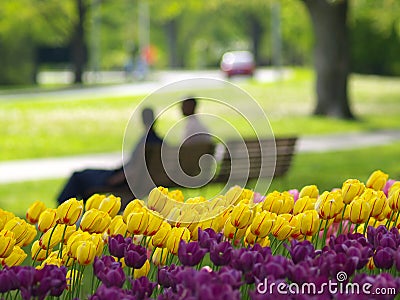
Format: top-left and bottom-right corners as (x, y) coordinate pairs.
(1, 69), (400, 161)
(3, 142), (400, 216)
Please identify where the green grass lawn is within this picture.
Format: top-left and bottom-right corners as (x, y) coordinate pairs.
(3, 142), (400, 216)
(1, 69), (400, 161)
(1, 69), (400, 215)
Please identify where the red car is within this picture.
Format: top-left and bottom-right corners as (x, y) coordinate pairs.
(220, 51), (255, 77)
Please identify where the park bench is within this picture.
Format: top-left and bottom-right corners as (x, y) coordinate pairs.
(88, 137), (297, 208)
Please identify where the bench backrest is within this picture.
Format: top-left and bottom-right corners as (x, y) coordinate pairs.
(145, 142), (216, 187)
(213, 137), (297, 184)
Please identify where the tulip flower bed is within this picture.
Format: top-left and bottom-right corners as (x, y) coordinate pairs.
(1, 170), (400, 299)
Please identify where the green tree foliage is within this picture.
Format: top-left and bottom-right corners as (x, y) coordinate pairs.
(350, 0), (400, 75)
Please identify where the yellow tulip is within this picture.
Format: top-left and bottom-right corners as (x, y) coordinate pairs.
(108, 215), (128, 237)
(376, 205), (391, 221)
(38, 209), (57, 233)
(271, 215), (294, 240)
(127, 210), (149, 235)
(143, 211), (165, 236)
(369, 191), (388, 218)
(258, 235), (271, 247)
(298, 210), (319, 236)
(98, 195), (121, 218)
(66, 230), (92, 256)
(166, 227), (190, 255)
(76, 241), (97, 265)
(134, 260), (150, 278)
(21, 224), (37, 247)
(39, 225), (64, 250)
(223, 217), (246, 241)
(245, 227), (257, 246)
(388, 188), (400, 212)
(89, 233), (105, 257)
(148, 187), (173, 217)
(0, 209), (15, 231)
(341, 179), (365, 204)
(280, 214), (300, 239)
(122, 199), (145, 222)
(85, 194), (106, 211)
(348, 197), (371, 224)
(80, 209), (111, 234)
(152, 247), (167, 266)
(299, 185), (319, 199)
(366, 170), (388, 191)
(37, 255), (63, 269)
(262, 191), (294, 215)
(61, 225), (77, 244)
(0, 230), (16, 258)
(31, 240), (47, 262)
(388, 181), (400, 197)
(315, 191), (344, 220)
(250, 211), (276, 238)
(56, 198), (83, 226)
(3, 217), (29, 246)
(1, 246), (27, 267)
(225, 185), (244, 206)
(60, 247), (73, 267)
(230, 202), (253, 229)
(293, 196), (316, 215)
(152, 222), (171, 248)
(26, 200), (46, 224)
(168, 190), (185, 202)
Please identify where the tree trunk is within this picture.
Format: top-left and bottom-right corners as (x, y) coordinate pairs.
(71, 0), (87, 84)
(250, 18), (263, 65)
(164, 19), (183, 68)
(303, 0), (354, 119)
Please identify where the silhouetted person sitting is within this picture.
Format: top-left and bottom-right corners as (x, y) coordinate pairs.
(57, 107), (162, 204)
(181, 97), (211, 144)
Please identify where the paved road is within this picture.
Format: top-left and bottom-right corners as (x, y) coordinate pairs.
(0, 69), (289, 101)
(1, 130), (400, 184)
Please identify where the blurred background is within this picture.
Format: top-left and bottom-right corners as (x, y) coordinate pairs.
(0, 0), (399, 215)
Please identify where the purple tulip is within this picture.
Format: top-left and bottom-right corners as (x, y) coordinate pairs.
(288, 189), (300, 202)
(198, 283), (240, 300)
(178, 240), (207, 266)
(93, 256), (126, 288)
(218, 267), (242, 289)
(0, 268), (19, 293)
(252, 192), (267, 203)
(230, 249), (262, 273)
(210, 241), (233, 266)
(383, 179), (396, 196)
(130, 276), (156, 299)
(286, 239), (316, 264)
(198, 228), (223, 250)
(108, 234), (131, 259)
(250, 244), (271, 259)
(89, 284), (136, 300)
(124, 244), (147, 269)
(93, 256), (120, 277)
(158, 265), (181, 290)
(373, 247), (394, 269)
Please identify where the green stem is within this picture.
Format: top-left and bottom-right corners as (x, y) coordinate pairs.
(385, 211), (395, 228)
(392, 211), (400, 229)
(58, 224), (68, 259)
(312, 219), (324, 248)
(337, 204), (347, 236)
(272, 239), (285, 255)
(46, 223), (58, 257)
(232, 227), (239, 247)
(363, 216), (371, 236)
(320, 219), (329, 249)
